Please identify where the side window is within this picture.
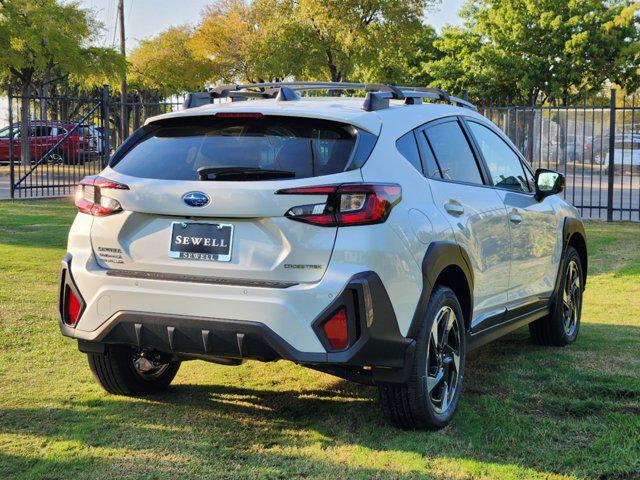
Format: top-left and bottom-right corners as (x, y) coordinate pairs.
(395, 131), (422, 173)
(467, 122), (530, 193)
(521, 163), (535, 192)
(424, 120), (483, 184)
(31, 126), (54, 137)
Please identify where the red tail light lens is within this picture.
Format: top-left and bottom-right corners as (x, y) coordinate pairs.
(65, 289), (81, 326)
(277, 183), (401, 227)
(322, 307), (349, 350)
(75, 176), (128, 216)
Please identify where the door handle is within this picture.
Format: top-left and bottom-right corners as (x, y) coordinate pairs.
(444, 200), (464, 216)
(508, 212), (523, 225)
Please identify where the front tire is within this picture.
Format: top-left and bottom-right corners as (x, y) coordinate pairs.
(87, 345), (180, 396)
(378, 286), (466, 430)
(530, 246), (584, 346)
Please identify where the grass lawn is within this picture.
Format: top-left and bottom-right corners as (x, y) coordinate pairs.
(0, 199), (639, 480)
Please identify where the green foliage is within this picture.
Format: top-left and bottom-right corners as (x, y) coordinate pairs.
(129, 26), (214, 96)
(426, 0), (640, 102)
(0, 0), (124, 90)
(188, 0), (433, 85)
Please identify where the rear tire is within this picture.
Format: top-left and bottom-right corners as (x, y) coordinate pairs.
(378, 286), (466, 430)
(87, 345), (180, 396)
(529, 246), (583, 346)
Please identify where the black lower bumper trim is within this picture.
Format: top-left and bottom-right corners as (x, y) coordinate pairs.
(64, 271), (415, 384)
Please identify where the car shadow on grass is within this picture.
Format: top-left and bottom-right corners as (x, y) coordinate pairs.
(2, 326), (639, 479)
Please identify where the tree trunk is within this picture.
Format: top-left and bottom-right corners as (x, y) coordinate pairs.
(19, 82), (31, 167)
(326, 49), (342, 96)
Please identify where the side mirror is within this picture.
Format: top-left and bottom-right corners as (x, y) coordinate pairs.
(535, 168), (565, 201)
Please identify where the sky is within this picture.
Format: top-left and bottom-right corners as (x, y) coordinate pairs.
(78, 0), (465, 52)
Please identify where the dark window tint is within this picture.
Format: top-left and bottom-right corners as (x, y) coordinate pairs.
(425, 121), (483, 184)
(396, 132), (422, 172)
(31, 126), (54, 137)
(111, 116), (357, 180)
(468, 122), (530, 192)
(417, 132), (442, 178)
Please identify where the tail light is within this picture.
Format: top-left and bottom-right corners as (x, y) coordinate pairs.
(321, 307), (349, 350)
(277, 183), (401, 227)
(75, 176), (128, 216)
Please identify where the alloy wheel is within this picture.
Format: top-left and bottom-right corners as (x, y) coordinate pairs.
(48, 152), (63, 165)
(562, 260), (581, 336)
(426, 306), (462, 414)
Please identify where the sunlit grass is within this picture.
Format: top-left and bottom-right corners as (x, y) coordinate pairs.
(0, 200), (638, 479)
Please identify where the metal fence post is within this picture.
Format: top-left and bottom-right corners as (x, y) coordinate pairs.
(606, 89), (616, 222)
(101, 85), (111, 167)
(8, 85), (15, 199)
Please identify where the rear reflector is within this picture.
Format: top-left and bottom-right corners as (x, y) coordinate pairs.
(277, 183), (401, 227)
(322, 307), (349, 350)
(65, 289), (81, 327)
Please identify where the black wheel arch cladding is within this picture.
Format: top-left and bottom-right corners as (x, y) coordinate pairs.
(407, 242), (474, 339)
(562, 216), (587, 287)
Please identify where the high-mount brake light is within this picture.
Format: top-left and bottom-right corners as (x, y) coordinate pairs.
(215, 112), (264, 118)
(277, 183), (401, 227)
(75, 176), (128, 216)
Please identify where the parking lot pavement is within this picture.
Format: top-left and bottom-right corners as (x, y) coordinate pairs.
(0, 173), (10, 199)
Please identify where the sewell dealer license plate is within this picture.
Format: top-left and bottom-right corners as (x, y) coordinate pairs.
(169, 222), (233, 262)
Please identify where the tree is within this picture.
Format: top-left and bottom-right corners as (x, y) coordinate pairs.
(0, 0), (123, 165)
(129, 26), (214, 97)
(277, 0), (433, 82)
(190, 0), (434, 85)
(426, 0), (640, 103)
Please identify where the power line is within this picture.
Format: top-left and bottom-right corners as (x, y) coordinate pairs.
(125, 0), (133, 35)
(111, 0), (119, 47)
(104, 0), (115, 47)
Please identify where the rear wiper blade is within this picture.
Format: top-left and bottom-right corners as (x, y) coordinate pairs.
(197, 166), (296, 181)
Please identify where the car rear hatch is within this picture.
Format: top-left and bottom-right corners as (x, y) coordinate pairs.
(86, 113), (376, 284)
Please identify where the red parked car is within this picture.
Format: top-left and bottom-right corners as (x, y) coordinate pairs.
(0, 120), (94, 165)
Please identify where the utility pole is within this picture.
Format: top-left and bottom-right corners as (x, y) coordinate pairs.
(118, 0), (128, 140)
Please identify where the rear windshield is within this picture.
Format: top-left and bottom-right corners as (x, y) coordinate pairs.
(110, 116), (358, 180)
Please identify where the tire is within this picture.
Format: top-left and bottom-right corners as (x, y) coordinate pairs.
(378, 285), (467, 430)
(529, 246), (583, 346)
(48, 150), (65, 165)
(87, 345), (181, 396)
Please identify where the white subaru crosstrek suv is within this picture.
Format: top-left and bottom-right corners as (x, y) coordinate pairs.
(59, 83), (587, 430)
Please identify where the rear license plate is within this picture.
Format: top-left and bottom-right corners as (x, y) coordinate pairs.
(169, 222), (233, 262)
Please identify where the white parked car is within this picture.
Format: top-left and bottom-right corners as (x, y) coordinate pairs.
(58, 83), (587, 430)
(604, 134), (640, 166)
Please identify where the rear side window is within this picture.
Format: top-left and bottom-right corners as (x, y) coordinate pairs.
(424, 121), (483, 185)
(111, 116), (358, 180)
(396, 132), (422, 172)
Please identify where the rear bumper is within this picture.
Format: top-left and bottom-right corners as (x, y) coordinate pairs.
(59, 255), (415, 383)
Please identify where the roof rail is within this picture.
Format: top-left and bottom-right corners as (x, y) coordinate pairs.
(183, 82), (477, 112)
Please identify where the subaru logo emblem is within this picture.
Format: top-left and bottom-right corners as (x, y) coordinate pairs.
(183, 192), (210, 207)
